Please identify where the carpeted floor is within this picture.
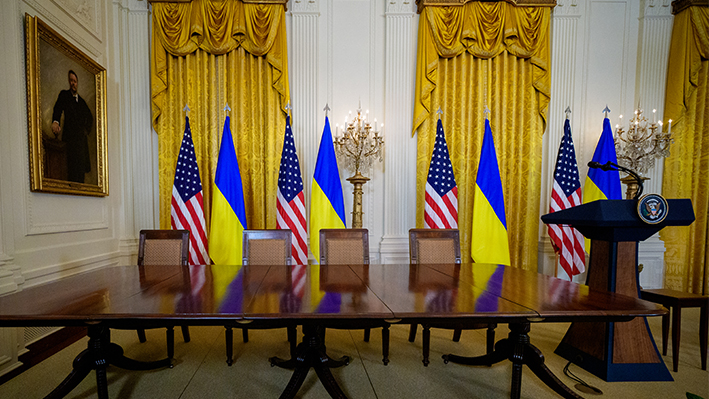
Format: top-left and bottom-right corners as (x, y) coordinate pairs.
(0, 307), (706, 398)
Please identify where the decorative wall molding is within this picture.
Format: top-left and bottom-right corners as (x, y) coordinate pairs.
(126, 8), (156, 232)
(643, 0), (672, 16)
(291, 0), (319, 13)
(289, 7), (319, 254)
(52, 0), (100, 38)
(26, 213), (110, 235)
(24, 0), (102, 57)
(386, 0), (416, 14)
(540, 6), (582, 277)
(638, 235), (667, 289)
(380, 2), (416, 262)
(20, 251), (120, 287)
(636, 2), (673, 197)
(553, 0), (581, 16)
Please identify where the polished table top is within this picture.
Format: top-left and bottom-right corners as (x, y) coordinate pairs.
(0, 263), (669, 399)
(0, 263), (664, 326)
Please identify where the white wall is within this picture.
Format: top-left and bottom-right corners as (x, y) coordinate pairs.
(0, 0), (674, 376)
(0, 0), (155, 375)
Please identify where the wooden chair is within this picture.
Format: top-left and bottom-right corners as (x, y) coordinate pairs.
(320, 229), (391, 365)
(640, 288), (708, 372)
(224, 229), (297, 366)
(136, 229), (191, 364)
(408, 228), (496, 366)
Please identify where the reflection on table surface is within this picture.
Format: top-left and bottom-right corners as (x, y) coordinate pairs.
(0, 263), (665, 324)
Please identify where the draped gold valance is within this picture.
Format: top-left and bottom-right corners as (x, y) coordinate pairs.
(151, 0), (289, 130)
(150, 0), (291, 233)
(413, 2), (551, 134)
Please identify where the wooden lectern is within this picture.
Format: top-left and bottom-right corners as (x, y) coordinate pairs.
(541, 199), (694, 381)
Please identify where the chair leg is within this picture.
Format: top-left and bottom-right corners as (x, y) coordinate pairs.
(181, 326), (191, 343)
(225, 326), (234, 366)
(382, 325), (390, 365)
(242, 328), (249, 343)
(452, 328), (462, 342)
(287, 325), (297, 358)
(166, 326), (175, 363)
(364, 328), (371, 342)
(671, 305), (681, 372)
(661, 309), (669, 356)
(136, 329), (147, 343)
(408, 324), (417, 342)
(422, 325), (431, 367)
(486, 324), (496, 355)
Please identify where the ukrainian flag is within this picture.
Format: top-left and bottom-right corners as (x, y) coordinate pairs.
(309, 117), (346, 263)
(583, 117), (622, 252)
(209, 116), (247, 265)
(471, 120), (511, 266)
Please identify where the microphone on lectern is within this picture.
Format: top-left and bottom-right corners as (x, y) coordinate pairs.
(587, 161), (644, 200)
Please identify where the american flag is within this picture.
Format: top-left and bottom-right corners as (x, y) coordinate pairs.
(548, 119), (585, 278)
(276, 115), (308, 265)
(424, 118), (458, 229)
(170, 116), (209, 265)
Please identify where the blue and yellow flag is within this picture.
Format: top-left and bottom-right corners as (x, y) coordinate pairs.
(583, 117), (622, 252)
(209, 116), (247, 265)
(584, 117), (622, 203)
(471, 120), (511, 266)
(309, 117), (346, 264)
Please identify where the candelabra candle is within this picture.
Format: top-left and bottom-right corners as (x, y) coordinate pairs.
(613, 107), (674, 176)
(332, 104), (385, 228)
(333, 106), (384, 176)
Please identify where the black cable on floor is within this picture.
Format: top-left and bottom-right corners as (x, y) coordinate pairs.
(563, 360), (603, 395)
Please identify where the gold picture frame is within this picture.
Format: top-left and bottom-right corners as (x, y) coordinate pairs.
(25, 14), (108, 196)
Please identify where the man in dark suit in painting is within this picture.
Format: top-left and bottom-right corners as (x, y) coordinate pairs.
(51, 70), (93, 183)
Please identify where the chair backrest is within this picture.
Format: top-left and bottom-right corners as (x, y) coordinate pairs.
(319, 229), (369, 265)
(138, 229), (190, 266)
(409, 229), (461, 264)
(242, 229), (292, 265)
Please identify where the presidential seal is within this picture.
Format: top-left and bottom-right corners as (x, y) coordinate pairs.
(637, 194), (669, 224)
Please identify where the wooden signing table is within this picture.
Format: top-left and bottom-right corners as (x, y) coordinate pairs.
(0, 263), (665, 399)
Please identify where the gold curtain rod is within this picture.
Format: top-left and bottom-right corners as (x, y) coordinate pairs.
(416, 0), (557, 13)
(148, 0), (288, 5)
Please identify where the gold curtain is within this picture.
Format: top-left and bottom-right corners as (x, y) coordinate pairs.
(413, 3), (550, 270)
(151, 0), (290, 230)
(661, 5), (709, 294)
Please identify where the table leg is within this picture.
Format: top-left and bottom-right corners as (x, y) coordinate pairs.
(44, 325), (171, 399)
(443, 323), (582, 399)
(672, 305), (681, 372)
(44, 350), (92, 399)
(661, 309), (669, 356)
(700, 303), (707, 370)
(274, 324), (349, 399)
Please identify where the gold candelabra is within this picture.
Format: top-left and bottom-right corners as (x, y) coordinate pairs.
(614, 107), (673, 199)
(333, 106), (384, 228)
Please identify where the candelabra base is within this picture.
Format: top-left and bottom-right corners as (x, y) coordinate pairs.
(347, 172), (370, 229)
(621, 175), (650, 200)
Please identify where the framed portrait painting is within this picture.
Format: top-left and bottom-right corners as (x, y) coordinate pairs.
(25, 14), (108, 196)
